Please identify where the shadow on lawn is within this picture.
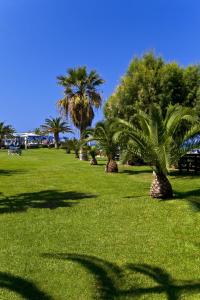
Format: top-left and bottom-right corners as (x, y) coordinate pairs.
(0, 169), (26, 176)
(0, 272), (52, 299)
(0, 190), (96, 214)
(120, 169), (152, 175)
(43, 253), (200, 300)
(174, 189), (200, 211)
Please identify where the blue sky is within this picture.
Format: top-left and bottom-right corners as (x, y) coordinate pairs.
(0, 0), (200, 133)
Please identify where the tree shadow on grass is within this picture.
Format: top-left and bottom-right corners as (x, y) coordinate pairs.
(123, 195), (146, 199)
(169, 169), (200, 179)
(0, 190), (97, 214)
(173, 189), (200, 211)
(43, 253), (122, 299)
(0, 169), (26, 176)
(120, 169), (152, 175)
(0, 272), (52, 300)
(43, 253), (200, 300)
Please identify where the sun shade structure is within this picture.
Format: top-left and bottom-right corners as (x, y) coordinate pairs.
(4, 132), (54, 149)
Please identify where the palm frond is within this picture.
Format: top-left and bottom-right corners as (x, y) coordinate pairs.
(115, 104), (199, 174)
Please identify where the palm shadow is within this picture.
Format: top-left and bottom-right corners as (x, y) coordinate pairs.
(123, 195), (146, 199)
(170, 170), (200, 178)
(124, 264), (200, 299)
(0, 169), (26, 176)
(0, 272), (52, 300)
(120, 169), (152, 175)
(173, 189), (200, 211)
(43, 253), (121, 299)
(43, 253), (200, 300)
(0, 190), (97, 214)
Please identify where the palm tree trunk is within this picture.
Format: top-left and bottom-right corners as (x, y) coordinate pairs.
(79, 148), (88, 161)
(79, 127), (88, 161)
(90, 157), (98, 165)
(105, 159), (118, 173)
(74, 149), (79, 158)
(150, 172), (173, 199)
(54, 133), (59, 149)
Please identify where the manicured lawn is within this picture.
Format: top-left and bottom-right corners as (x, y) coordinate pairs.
(0, 149), (200, 299)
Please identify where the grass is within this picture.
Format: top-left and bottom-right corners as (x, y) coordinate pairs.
(0, 148), (200, 299)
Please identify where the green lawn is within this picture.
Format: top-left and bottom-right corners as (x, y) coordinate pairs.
(0, 149), (199, 299)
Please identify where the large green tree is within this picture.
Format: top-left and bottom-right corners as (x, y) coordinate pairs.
(57, 67), (104, 138)
(105, 52), (200, 120)
(41, 117), (72, 148)
(115, 105), (200, 199)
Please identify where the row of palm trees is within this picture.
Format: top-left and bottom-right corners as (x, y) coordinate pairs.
(36, 67), (104, 151)
(83, 105), (200, 199)
(2, 65), (199, 200)
(0, 64), (199, 200)
(0, 67), (103, 149)
(56, 66), (200, 200)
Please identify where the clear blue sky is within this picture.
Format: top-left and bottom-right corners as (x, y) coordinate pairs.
(0, 0), (200, 133)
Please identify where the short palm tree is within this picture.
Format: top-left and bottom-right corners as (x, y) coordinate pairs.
(34, 128), (43, 135)
(66, 138), (82, 158)
(40, 117), (73, 148)
(57, 67), (104, 160)
(0, 122), (15, 147)
(89, 145), (98, 165)
(85, 120), (119, 172)
(116, 105), (200, 198)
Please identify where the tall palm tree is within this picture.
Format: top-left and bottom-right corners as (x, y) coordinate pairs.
(0, 122), (15, 148)
(40, 117), (73, 148)
(57, 67), (104, 138)
(85, 120), (119, 172)
(57, 67), (104, 160)
(116, 105), (200, 199)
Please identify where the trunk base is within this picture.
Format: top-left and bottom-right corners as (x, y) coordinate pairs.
(90, 158), (98, 165)
(80, 153), (88, 161)
(66, 148), (70, 154)
(74, 150), (79, 158)
(79, 148), (88, 161)
(105, 160), (118, 173)
(150, 173), (173, 199)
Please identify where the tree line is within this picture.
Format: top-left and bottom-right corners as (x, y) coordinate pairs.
(56, 52), (200, 199)
(2, 52), (200, 200)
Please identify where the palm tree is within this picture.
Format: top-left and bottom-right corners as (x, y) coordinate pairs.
(85, 120), (119, 172)
(65, 138), (81, 158)
(40, 117), (73, 148)
(57, 67), (104, 160)
(116, 105), (200, 199)
(0, 122), (15, 148)
(34, 128), (43, 135)
(89, 145), (98, 165)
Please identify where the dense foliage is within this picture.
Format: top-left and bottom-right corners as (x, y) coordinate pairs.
(105, 52), (200, 120)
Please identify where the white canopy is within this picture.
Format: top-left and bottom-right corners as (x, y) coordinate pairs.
(15, 132), (41, 137)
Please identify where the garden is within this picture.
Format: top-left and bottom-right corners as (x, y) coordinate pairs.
(1, 52), (200, 299)
(0, 149), (200, 299)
